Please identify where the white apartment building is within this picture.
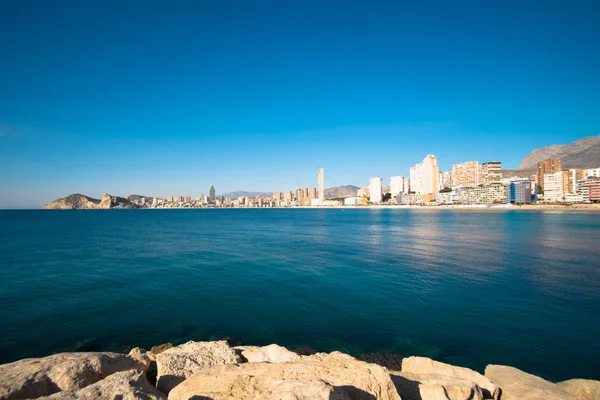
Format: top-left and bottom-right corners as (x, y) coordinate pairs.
(410, 163), (423, 194)
(584, 168), (600, 178)
(421, 155), (439, 194)
(544, 172), (564, 202)
(389, 176), (409, 199)
(369, 177), (383, 203)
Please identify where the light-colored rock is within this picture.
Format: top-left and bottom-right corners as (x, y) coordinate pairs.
(557, 379), (600, 400)
(36, 370), (167, 400)
(485, 365), (577, 400)
(402, 357), (498, 399)
(236, 344), (302, 363)
(128, 347), (155, 365)
(301, 351), (356, 363)
(168, 359), (401, 400)
(0, 352), (148, 400)
(155, 340), (240, 394)
(391, 371), (483, 400)
(257, 379), (349, 400)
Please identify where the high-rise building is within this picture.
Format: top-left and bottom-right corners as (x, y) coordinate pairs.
(209, 185), (216, 202)
(567, 169), (585, 193)
(296, 188), (305, 205)
(308, 187), (316, 199)
(544, 172), (564, 202)
(440, 171), (452, 189)
(537, 159), (562, 190)
(185, 196), (191, 203)
(584, 168), (600, 178)
(421, 155), (439, 194)
(273, 192), (281, 201)
(318, 168), (324, 201)
(283, 190), (292, 203)
(389, 176), (405, 199)
(480, 161), (502, 186)
(369, 177), (383, 203)
(451, 161), (479, 188)
(507, 180), (533, 204)
(410, 163), (423, 194)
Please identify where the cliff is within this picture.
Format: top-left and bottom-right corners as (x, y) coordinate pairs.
(42, 193), (136, 210)
(1, 340), (598, 400)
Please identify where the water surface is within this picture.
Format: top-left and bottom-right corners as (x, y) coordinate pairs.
(1, 209), (599, 381)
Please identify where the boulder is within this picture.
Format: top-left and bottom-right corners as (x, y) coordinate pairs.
(236, 344), (302, 363)
(168, 359), (401, 400)
(391, 371), (484, 400)
(0, 352), (148, 400)
(155, 340), (240, 394)
(257, 379), (349, 400)
(150, 344), (173, 356)
(402, 357), (498, 399)
(485, 365), (576, 400)
(557, 379), (600, 400)
(301, 351), (355, 363)
(36, 370), (167, 400)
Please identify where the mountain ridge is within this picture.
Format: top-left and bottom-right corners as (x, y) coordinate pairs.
(517, 134), (600, 170)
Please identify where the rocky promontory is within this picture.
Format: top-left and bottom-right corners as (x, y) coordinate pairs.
(41, 193), (136, 210)
(1, 341), (598, 400)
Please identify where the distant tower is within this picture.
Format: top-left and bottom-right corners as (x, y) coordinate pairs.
(209, 185), (216, 202)
(318, 168), (324, 201)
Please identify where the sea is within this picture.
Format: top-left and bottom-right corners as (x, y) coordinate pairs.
(0, 209), (599, 381)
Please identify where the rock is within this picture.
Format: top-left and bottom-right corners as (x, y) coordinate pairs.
(402, 357), (499, 399)
(168, 358), (401, 400)
(391, 371), (484, 400)
(301, 351), (355, 363)
(235, 344), (302, 363)
(557, 379), (600, 400)
(128, 347), (154, 366)
(359, 353), (405, 371)
(150, 344), (173, 356)
(291, 346), (318, 356)
(485, 365), (576, 400)
(36, 370), (167, 400)
(0, 352), (148, 400)
(155, 340), (240, 394)
(258, 379), (349, 400)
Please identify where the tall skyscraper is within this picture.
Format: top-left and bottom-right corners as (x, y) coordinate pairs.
(451, 161), (479, 188)
(421, 155), (439, 194)
(410, 163), (423, 194)
(369, 177), (383, 203)
(318, 168), (324, 201)
(209, 185), (216, 202)
(537, 158), (562, 190)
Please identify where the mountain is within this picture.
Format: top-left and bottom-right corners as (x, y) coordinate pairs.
(324, 185), (360, 198)
(517, 134), (600, 171)
(127, 194), (154, 202)
(42, 193), (136, 209)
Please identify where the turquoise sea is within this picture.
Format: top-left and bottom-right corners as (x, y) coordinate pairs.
(1, 209), (599, 381)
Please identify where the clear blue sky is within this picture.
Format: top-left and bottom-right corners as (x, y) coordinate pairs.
(1, 0), (599, 208)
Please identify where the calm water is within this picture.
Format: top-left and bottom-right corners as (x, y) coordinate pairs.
(1, 209), (599, 381)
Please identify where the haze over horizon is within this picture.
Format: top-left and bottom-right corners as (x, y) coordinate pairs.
(1, 0), (599, 209)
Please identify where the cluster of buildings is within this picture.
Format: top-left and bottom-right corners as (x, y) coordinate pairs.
(131, 159), (600, 209)
(354, 155), (600, 206)
(135, 169), (337, 208)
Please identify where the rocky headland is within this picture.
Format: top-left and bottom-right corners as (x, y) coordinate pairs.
(41, 194), (136, 210)
(1, 341), (598, 400)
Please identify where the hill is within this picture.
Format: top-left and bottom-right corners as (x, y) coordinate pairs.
(517, 134), (600, 170)
(324, 185), (360, 198)
(42, 193), (136, 209)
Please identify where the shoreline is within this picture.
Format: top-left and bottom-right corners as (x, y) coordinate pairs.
(1, 340), (598, 399)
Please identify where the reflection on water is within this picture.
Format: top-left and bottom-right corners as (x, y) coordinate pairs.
(0, 209), (599, 382)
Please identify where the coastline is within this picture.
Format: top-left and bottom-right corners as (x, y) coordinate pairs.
(2, 340), (598, 399)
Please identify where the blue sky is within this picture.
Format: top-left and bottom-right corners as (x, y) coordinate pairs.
(1, 0), (599, 208)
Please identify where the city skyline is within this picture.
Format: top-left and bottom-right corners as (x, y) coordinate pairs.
(1, 1), (600, 208)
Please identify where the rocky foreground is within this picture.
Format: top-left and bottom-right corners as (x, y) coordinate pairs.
(1, 341), (598, 400)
